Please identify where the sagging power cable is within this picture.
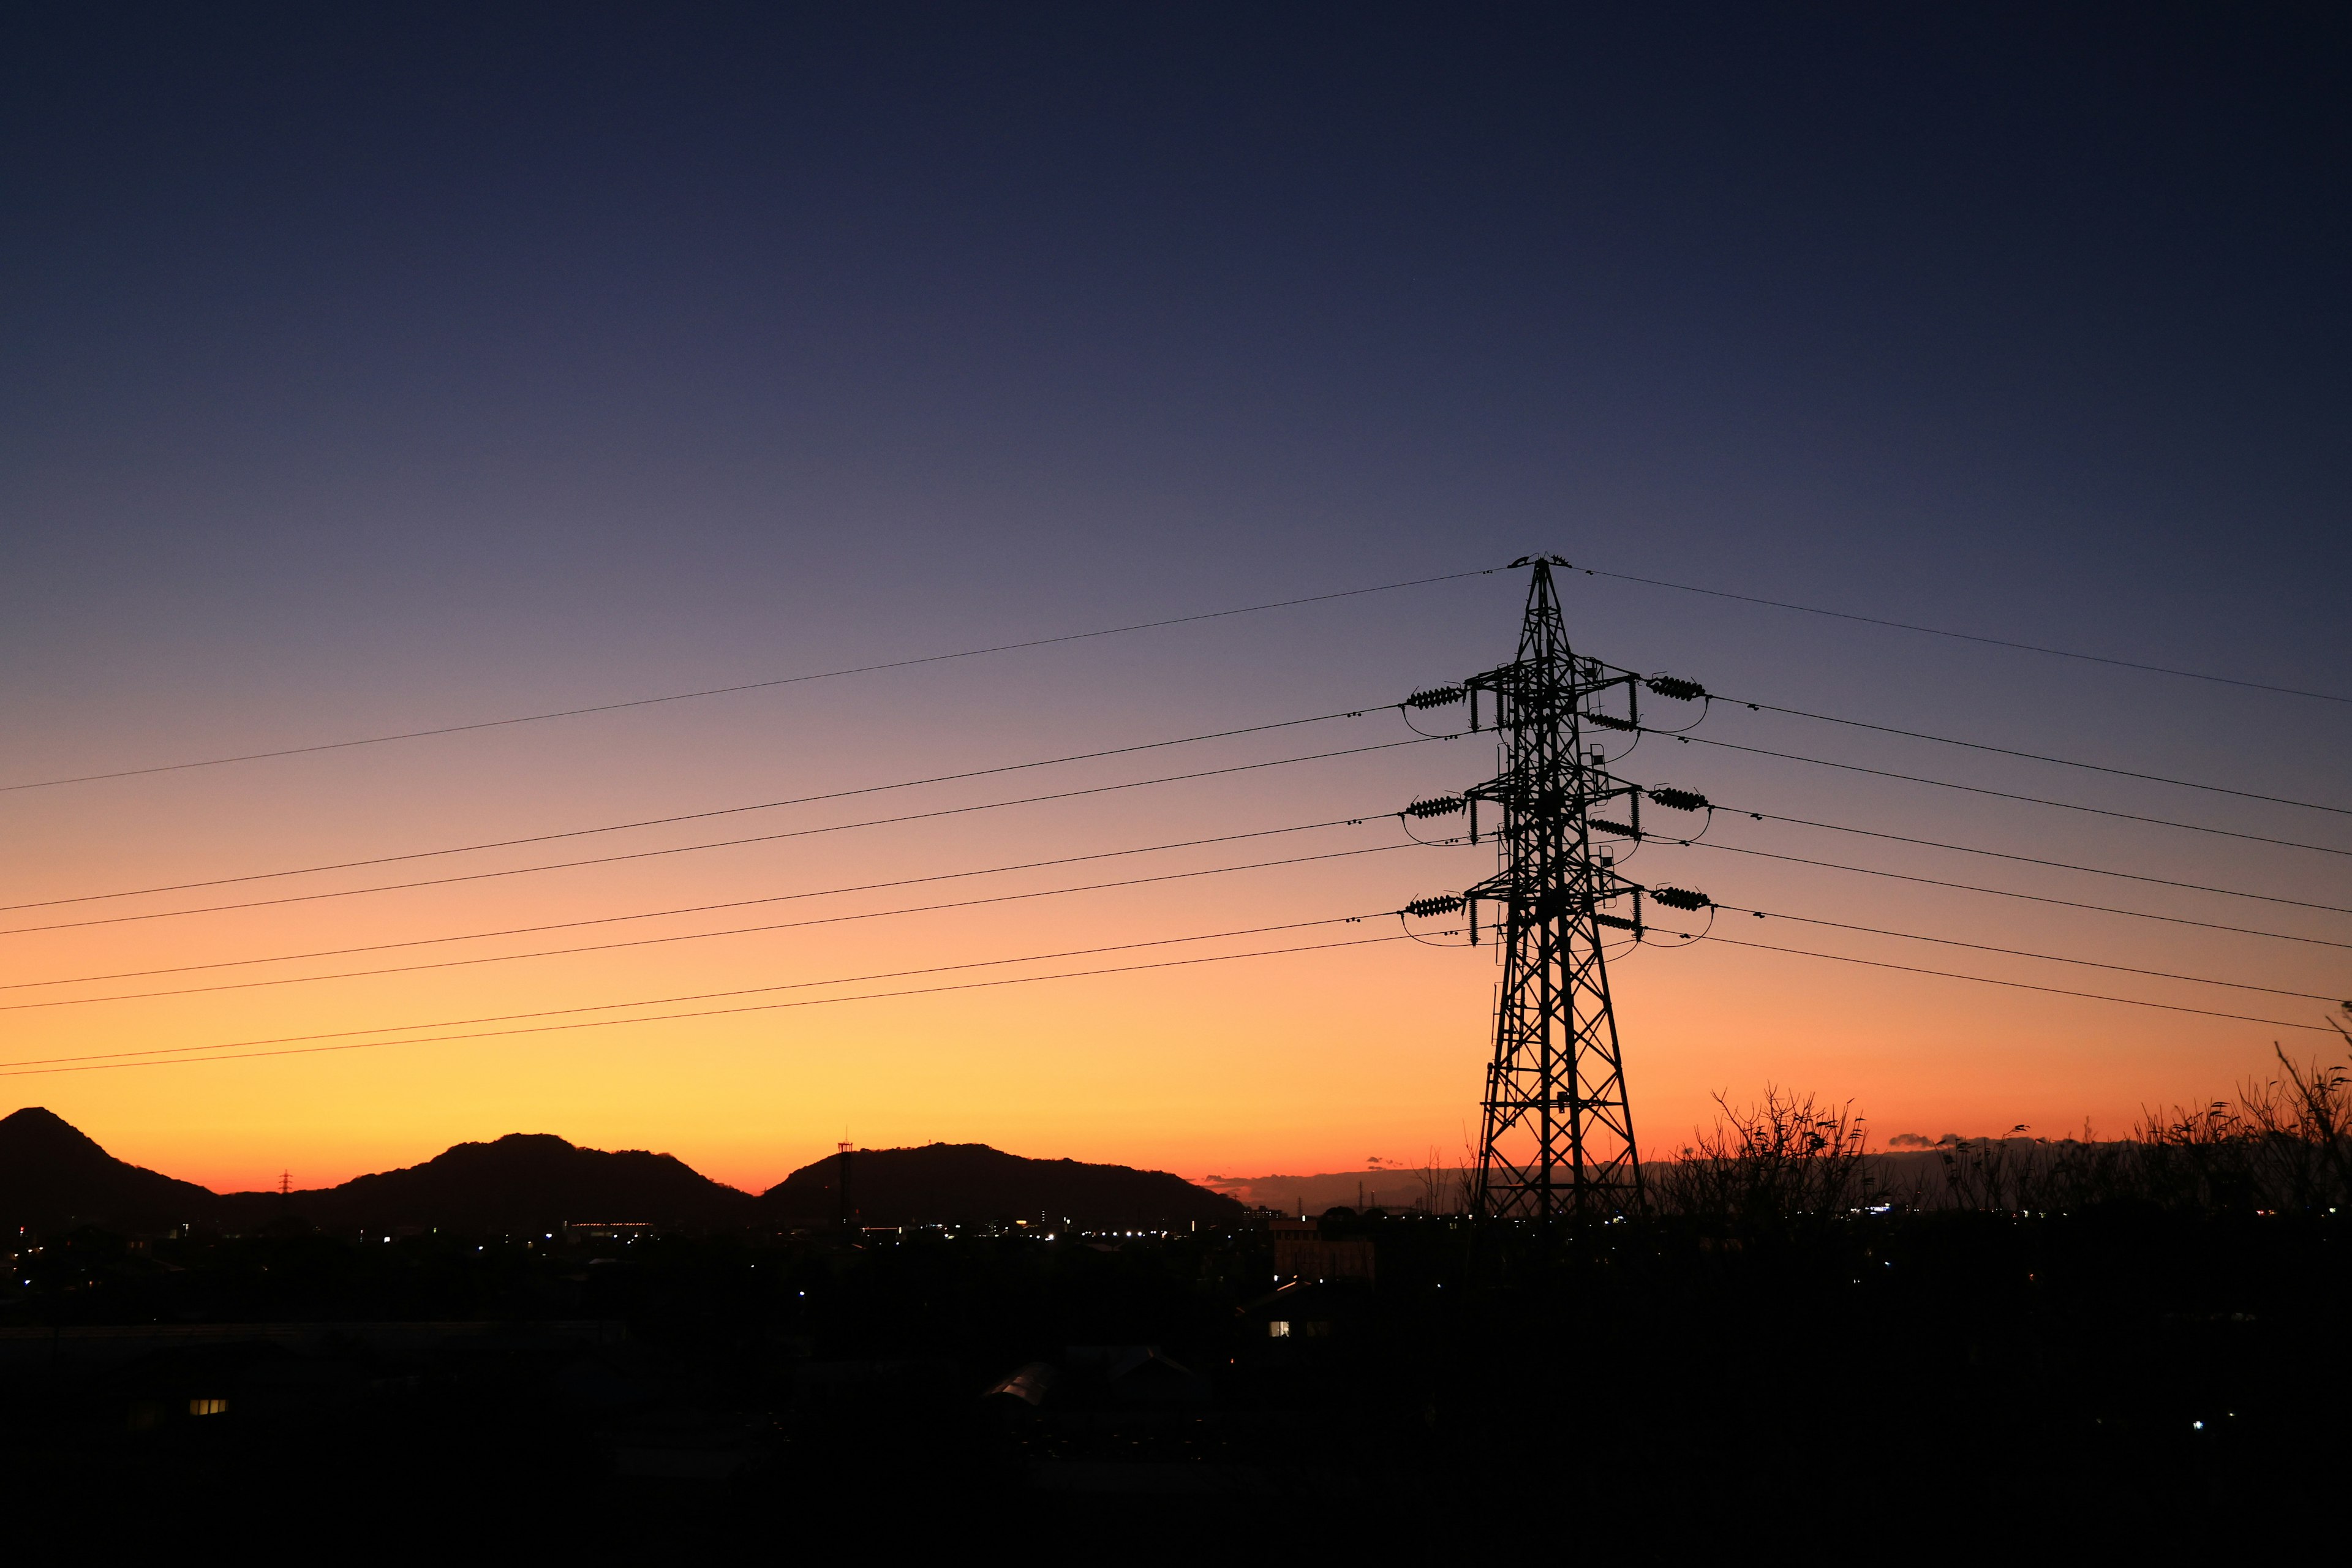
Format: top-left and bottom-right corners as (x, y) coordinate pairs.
(0, 736), (1443, 937)
(1679, 841), (2352, 952)
(1700, 936), (2339, 1035)
(4, 706), (1406, 913)
(1703, 808), (2352, 915)
(6, 836), (1464, 1011)
(0, 816), (1409, 991)
(1716, 695), (2351, 818)
(1553, 560), (2351, 705)
(1664, 734), (2352, 859)
(0, 921), (1450, 1076)
(1714, 905), (2344, 1003)
(2, 565), (1507, 794)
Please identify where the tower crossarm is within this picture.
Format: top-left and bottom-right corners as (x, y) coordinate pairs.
(1463, 658), (1641, 734)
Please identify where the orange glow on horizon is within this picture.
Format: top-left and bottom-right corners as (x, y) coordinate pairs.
(6, 596), (2339, 1199)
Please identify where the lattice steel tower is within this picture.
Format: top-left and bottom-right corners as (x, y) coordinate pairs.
(1463, 557), (1655, 1223)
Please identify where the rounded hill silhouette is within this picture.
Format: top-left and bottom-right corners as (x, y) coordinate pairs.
(292, 1133), (755, 1230)
(762, 1142), (1241, 1227)
(0, 1106), (219, 1230)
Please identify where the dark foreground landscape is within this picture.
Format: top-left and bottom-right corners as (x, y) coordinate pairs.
(4, 1102), (2348, 1554)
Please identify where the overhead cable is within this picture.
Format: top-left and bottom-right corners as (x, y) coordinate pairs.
(2, 566), (1505, 794)
(1718, 696), (2352, 817)
(1681, 841), (2352, 951)
(0, 737), (1441, 937)
(1559, 561), (2350, 705)
(0, 924), (1435, 1077)
(0, 813), (1419, 990)
(1669, 735), (2352, 858)
(5, 837), (1459, 1011)
(4, 706), (1397, 911)
(1702, 936), (2337, 1034)
(1712, 810), (2352, 914)
(1718, 905), (2342, 1002)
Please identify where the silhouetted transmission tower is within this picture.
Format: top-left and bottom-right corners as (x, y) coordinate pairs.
(1459, 557), (1663, 1224)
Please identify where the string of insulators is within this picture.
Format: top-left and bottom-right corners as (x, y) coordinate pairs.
(1404, 893), (1466, 918)
(1648, 886), (1712, 911)
(1581, 710), (1638, 731)
(1589, 818), (1640, 839)
(1404, 684), (1466, 709)
(1646, 785), (1710, 812)
(1645, 674), (1706, 702)
(1403, 794), (1467, 819)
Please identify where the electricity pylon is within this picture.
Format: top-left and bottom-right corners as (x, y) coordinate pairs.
(1461, 556), (1654, 1224)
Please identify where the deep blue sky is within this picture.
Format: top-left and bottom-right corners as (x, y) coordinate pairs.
(8, 5), (2345, 680)
(2, 4), (2346, 1174)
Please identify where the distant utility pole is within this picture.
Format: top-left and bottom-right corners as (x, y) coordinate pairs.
(279, 1170), (290, 1197)
(1460, 557), (1658, 1225)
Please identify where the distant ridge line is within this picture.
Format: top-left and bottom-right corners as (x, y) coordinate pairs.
(0, 1110), (1238, 1231)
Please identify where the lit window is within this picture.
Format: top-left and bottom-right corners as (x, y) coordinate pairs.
(1268, 1321), (1291, 1338)
(188, 1398), (228, 1417)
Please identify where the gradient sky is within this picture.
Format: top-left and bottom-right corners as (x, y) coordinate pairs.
(4, 4), (2347, 1193)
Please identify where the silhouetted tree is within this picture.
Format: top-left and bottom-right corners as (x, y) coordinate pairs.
(1656, 1087), (1870, 1223)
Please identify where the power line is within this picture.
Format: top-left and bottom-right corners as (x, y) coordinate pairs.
(1667, 735), (2352, 858)
(2, 566), (1504, 794)
(1716, 905), (2343, 1003)
(1700, 935), (2337, 1034)
(1563, 561), (2350, 704)
(0, 736), (1441, 937)
(0, 922), (1432, 1076)
(4, 837), (1458, 1011)
(4, 705), (1392, 912)
(1681, 841), (2352, 952)
(8, 914), (1389, 1066)
(1706, 808), (2352, 915)
(1717, 695), (2352, 817)
(0, 815), (1415, 990)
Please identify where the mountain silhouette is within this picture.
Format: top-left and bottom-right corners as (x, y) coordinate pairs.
(2, 1112), (1236, 1235)
(0, 1106), (220, 1229)
(224, 1133), (756, 1231)
(761, 1142), (1242, 1227)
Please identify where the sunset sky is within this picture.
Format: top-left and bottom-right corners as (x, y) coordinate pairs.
(4, 6), (2346, 1194)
